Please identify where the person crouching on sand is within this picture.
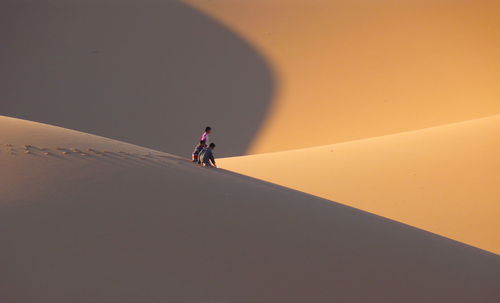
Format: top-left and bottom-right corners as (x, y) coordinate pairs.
(201, 126), (212, 144)
(192, 140), (206, 163)
(200, 143), (217, 168)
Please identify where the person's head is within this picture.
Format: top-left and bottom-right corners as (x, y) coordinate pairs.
(205, 126), (212, 134)
(200, 139), (206, 146)
(209, 143), (216, 149)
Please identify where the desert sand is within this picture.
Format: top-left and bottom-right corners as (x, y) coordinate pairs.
(3, 0), (499, 157)
(0, 0), (274, 157)
(219, 115), (500, 254)
(186, 0), (500, 154)
(1, 0), (499, 301)
(1, 115), (499, 302)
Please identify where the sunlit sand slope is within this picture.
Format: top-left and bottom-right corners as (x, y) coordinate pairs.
(219, 115), (500, 254)
(1, 116), (499, 302)
(186, 0), (500, 153)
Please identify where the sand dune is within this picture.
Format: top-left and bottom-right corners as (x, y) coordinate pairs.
(0, 0), (275, 157)
(1, 1), (499, 301)
(1, 116), (499, 302)
(4, 0), (499, 157)
(186, 0), (500, 153)
(219, 115), (500, 254)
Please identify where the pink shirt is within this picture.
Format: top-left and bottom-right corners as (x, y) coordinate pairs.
(201, 132), (209, 143)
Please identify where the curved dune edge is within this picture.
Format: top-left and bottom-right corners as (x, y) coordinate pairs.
(185, 0), (500, 154)
(0, 0), (275, 157)
(219, 115), (500, 254)
(1, 115), (499, 302)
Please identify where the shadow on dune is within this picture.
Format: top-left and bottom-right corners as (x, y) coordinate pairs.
(0, 0), (275, 157)
(0, 159), (499, 302)
(0, 116), (499, 302)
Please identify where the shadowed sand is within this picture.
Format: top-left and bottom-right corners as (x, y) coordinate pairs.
(219, 115), (500, 254)
(0, 0), (275, 157)
(1, 116), (499, 302)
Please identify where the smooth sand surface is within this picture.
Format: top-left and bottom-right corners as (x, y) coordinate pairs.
(0, 0), (275, 157)
(219, 115), (500, 254)
(186, 0), (500, 153)
(4, 0), (498, 157)
(1, 116), (499, 302)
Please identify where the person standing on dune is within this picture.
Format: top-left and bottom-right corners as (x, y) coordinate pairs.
(201, 126), (212, 144)
(200, 143), (217, 168)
